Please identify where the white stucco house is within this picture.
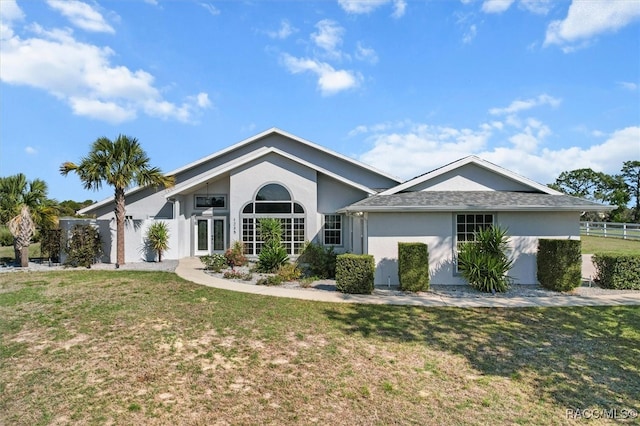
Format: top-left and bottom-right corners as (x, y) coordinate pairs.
(61, 128), (612, 285)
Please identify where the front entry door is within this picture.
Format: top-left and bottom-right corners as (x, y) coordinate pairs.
(195, 217), (227, 255)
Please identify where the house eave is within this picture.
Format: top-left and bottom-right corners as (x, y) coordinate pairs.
(338, 205), (616, 213)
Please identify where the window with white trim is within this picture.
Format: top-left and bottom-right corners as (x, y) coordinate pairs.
(324, 214), (342, 246)
(241, 184), (305, 255)
(195, 195), (226, 209)
(456, 214), (494, 248)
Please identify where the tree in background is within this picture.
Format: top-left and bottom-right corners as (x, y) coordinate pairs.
(549, 165), (635, 222)
(58, 199), (95, 217)
(60, 135), (174, 266)
(621, 161), (640, 222)
(0, 173), (57, 266)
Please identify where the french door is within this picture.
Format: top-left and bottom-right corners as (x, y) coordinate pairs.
(195, 217), (226, 255)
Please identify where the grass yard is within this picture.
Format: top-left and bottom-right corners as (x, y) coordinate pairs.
(1, 271), (639, 425)
(581, 235), (640, 255)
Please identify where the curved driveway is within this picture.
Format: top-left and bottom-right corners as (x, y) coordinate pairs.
(175, 257), (640, 308)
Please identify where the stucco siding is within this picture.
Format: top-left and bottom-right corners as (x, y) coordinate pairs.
(173, 133), (399, 192)
(408, 164), (534, 192)
(499, 211), (580, 284)
(367, 212), (460, 285)
(91, 188), (173, 221)
(366, 211), (581, 286)
(229, 153), (318, 245)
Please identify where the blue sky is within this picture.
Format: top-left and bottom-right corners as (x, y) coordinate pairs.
(1, 0), (639, 203)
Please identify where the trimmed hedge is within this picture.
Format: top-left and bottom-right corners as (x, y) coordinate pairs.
(537, 239), (582, 292)
(592, 254), (640, 290)
(336, 254), (375, 294)
(398, 242), (429, 292)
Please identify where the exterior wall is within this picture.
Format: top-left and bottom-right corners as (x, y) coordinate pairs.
(408, 163), (534, 192)
(367, 212), (459, 285)
(366, 210), (581, 286)
(317, 174), (369, 251)
(172, 133), (399, 192)
(499, 211), (580, 285)
(59, 218), (180, 264)
(89, 187), (173, 220)
(229, 153), (318, 248)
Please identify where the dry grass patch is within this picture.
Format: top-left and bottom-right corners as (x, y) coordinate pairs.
(1, 270), (638, 425)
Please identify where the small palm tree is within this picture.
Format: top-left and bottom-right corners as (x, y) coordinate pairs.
(146, 221), (170, 262)
(60, 135), (174, 265)
(457, 225), (514, 293)
(0, 173), (57, 266)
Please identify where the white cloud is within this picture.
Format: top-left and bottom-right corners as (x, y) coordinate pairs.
(489, 94), (561, 115)
(463, 24), (477, 44)
(47, 0), (115, 33)
(25, 146), (37, 155)
(544, 1), (640, 50)
(0, 0), (24, 22)
(354, 118), (637, 187)
(69, 97), (136, 123)
(312, 19), (345, 58)
(338, 0), (407, 18)
(0, 8), (210, 124)
(618, 81), (638, 91)
(281, 54), (361, 96)
(266, 19), (296, 40)
(355, 42), (378, 64)
(199, 2), (220, 16)
(481, 0), (516, 14)
(357, 121), (493, 179)
(480, 0), (551, 15)
(519, 0), (552, 15)
(392, 0), (407, 18)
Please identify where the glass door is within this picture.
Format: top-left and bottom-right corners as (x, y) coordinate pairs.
(212, 217), (226, 253)
(195, 219), (210, 256)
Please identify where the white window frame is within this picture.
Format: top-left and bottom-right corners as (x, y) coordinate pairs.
(455, 212), (495, 272)
(323, 214), (343, 246)
(194, 194), (226, 210)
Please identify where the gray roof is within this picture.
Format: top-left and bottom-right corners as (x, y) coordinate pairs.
(339, 191), (614, 213)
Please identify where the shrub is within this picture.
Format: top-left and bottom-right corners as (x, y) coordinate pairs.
(277, 263), (302, 281)
(336, 254), (375, 294)
(297, 241), (337, 279)
(398, 242), (430, 292)
(257, 218), (289, 272)
(41, 228), (62, 263)
(225, 240), (248, 269)
(256, 275), (283, 286)
(457, 226), (513, 293)
(223, 270), (253, 281)
(537, 239), (582, 292)
(0, 226), (14, 246)
(200, 254), (227, 272)
(64, 224), (103, 268)
(145, 221), (170, 262)
(592, 254), (640, 290)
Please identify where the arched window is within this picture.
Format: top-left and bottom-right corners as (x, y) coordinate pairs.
(241, 184), (305, 255)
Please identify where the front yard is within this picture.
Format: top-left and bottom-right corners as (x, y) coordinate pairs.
(1, 270), (638, 425)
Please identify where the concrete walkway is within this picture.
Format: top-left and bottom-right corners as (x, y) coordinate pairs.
(175, 257), (640, 308)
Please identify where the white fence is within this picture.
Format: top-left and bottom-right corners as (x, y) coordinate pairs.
(580, 221), (640, 241)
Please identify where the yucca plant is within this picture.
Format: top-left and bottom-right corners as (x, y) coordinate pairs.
(146, 221), (170, 262)
(457, 225), (514, 293)
(256, 218), (288, 272)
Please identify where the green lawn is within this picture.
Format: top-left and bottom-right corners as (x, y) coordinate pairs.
(581, 235), (640, 255)
(1, 271), (638, 425)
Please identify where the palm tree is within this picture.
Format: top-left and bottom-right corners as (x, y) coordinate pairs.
(146, 221), (170, 262)
(60, 135), (174, 266)
(0, 173), (57, 266)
